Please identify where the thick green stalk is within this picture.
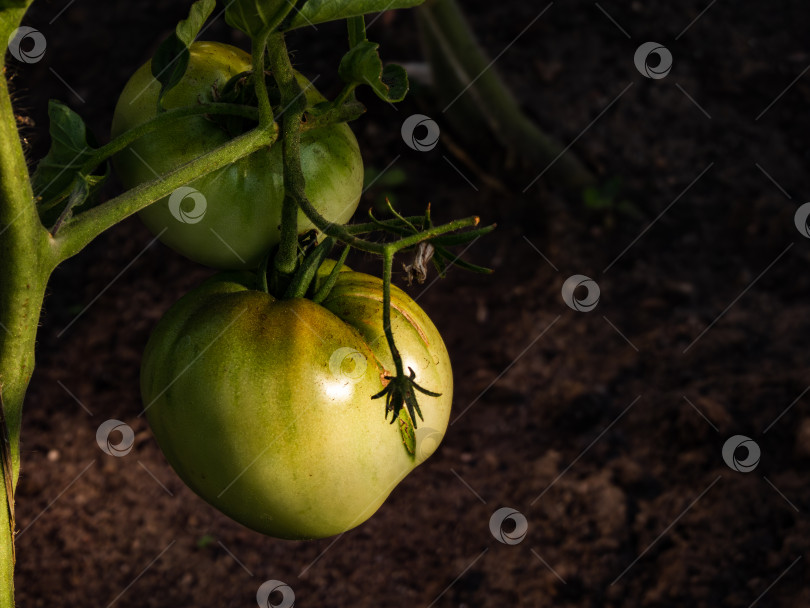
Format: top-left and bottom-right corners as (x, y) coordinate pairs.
(0, 64), (52, 608)
(84, 104), (258, 173)
(266, 34), (480, 256)
(251, 33), (275, 127)
(380, 247), (405, 378)
(267, 33), (304, 283)
(39, 103), (259, 217)
(417, 0), (595, 190)
(53, 125), (276, 261)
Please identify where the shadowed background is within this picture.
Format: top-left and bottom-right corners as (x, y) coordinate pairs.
(8, 0), (810, 606)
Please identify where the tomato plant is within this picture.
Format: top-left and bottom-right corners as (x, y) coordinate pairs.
(142, 263), (452, 539)
(112, 41), (364, 269)
(0, 0), (493, 604)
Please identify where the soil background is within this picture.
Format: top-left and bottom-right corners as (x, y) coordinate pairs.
(7, 0), (810, 606)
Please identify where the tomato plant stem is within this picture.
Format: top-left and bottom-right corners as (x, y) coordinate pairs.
(266, 34), (481, 258)
(417, 0), (594, 190)
(381, 247), (406, 379)
(347, 16), (367, 47)
(53, 124), (277, 262)
(86, 104), (259, 177)
(251, 32), (275, 127)
(0, 56), (51, 608)
(267, 33), (304, 288)
(38, 103), (260, 219)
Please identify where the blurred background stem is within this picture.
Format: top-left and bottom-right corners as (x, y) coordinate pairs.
(416, 0), (595, 191)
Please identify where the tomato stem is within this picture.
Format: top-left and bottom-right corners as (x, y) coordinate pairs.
(417, 0), (594, 189)
(266, 33), (305, 292)
(52, 123), (277, 263)
(381, 246), (406, 380)
(371, 246), (439, 427)
(0, 37), (50, 605)
(251, 31), (275, 128)
(347, 16), (367, 47)
(39, 103), (260, 221)
(312, 245), (350, 304)
(258, 35), (485, 266)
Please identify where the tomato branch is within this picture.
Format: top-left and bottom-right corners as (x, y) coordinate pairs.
(52, 123), (277, 263)
(369, 245), (441, 428)
(266, 33), (482, 257)
(267, 32), (305, 286)
(251, 30), (275, 126)
(302, 100), (366, 131)
(382, 247), (405, 379)
(0, 55), (50, 608)
(38, 102), (260, 219)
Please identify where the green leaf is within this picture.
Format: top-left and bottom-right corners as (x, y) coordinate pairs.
(338, 41), (408, 103)
(225, 0), (288, 39)
(434, 246), (492, 274)
(152, 0), (215, 106)
(32, 100), (106, 216)
(284, 0), (425, 31)
(430, 223), (496, 247)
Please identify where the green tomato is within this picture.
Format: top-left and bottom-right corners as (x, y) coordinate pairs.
(111, 42), (364, 269)
(140, 264), (453, 539)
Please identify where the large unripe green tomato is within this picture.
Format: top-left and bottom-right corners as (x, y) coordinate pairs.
(140, 264), (453, 539)
(111, 42), (364, 269)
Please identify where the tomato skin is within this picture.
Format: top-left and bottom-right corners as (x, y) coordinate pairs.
(111, 42), (363, 270)
(140, 266), (452, 539)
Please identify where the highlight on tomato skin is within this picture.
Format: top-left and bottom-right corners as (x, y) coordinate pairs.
(140, 263), (453, 540)
(111, 41), (364, 271)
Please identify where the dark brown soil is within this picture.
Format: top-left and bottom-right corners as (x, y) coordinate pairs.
(8, 1), (810, 606)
